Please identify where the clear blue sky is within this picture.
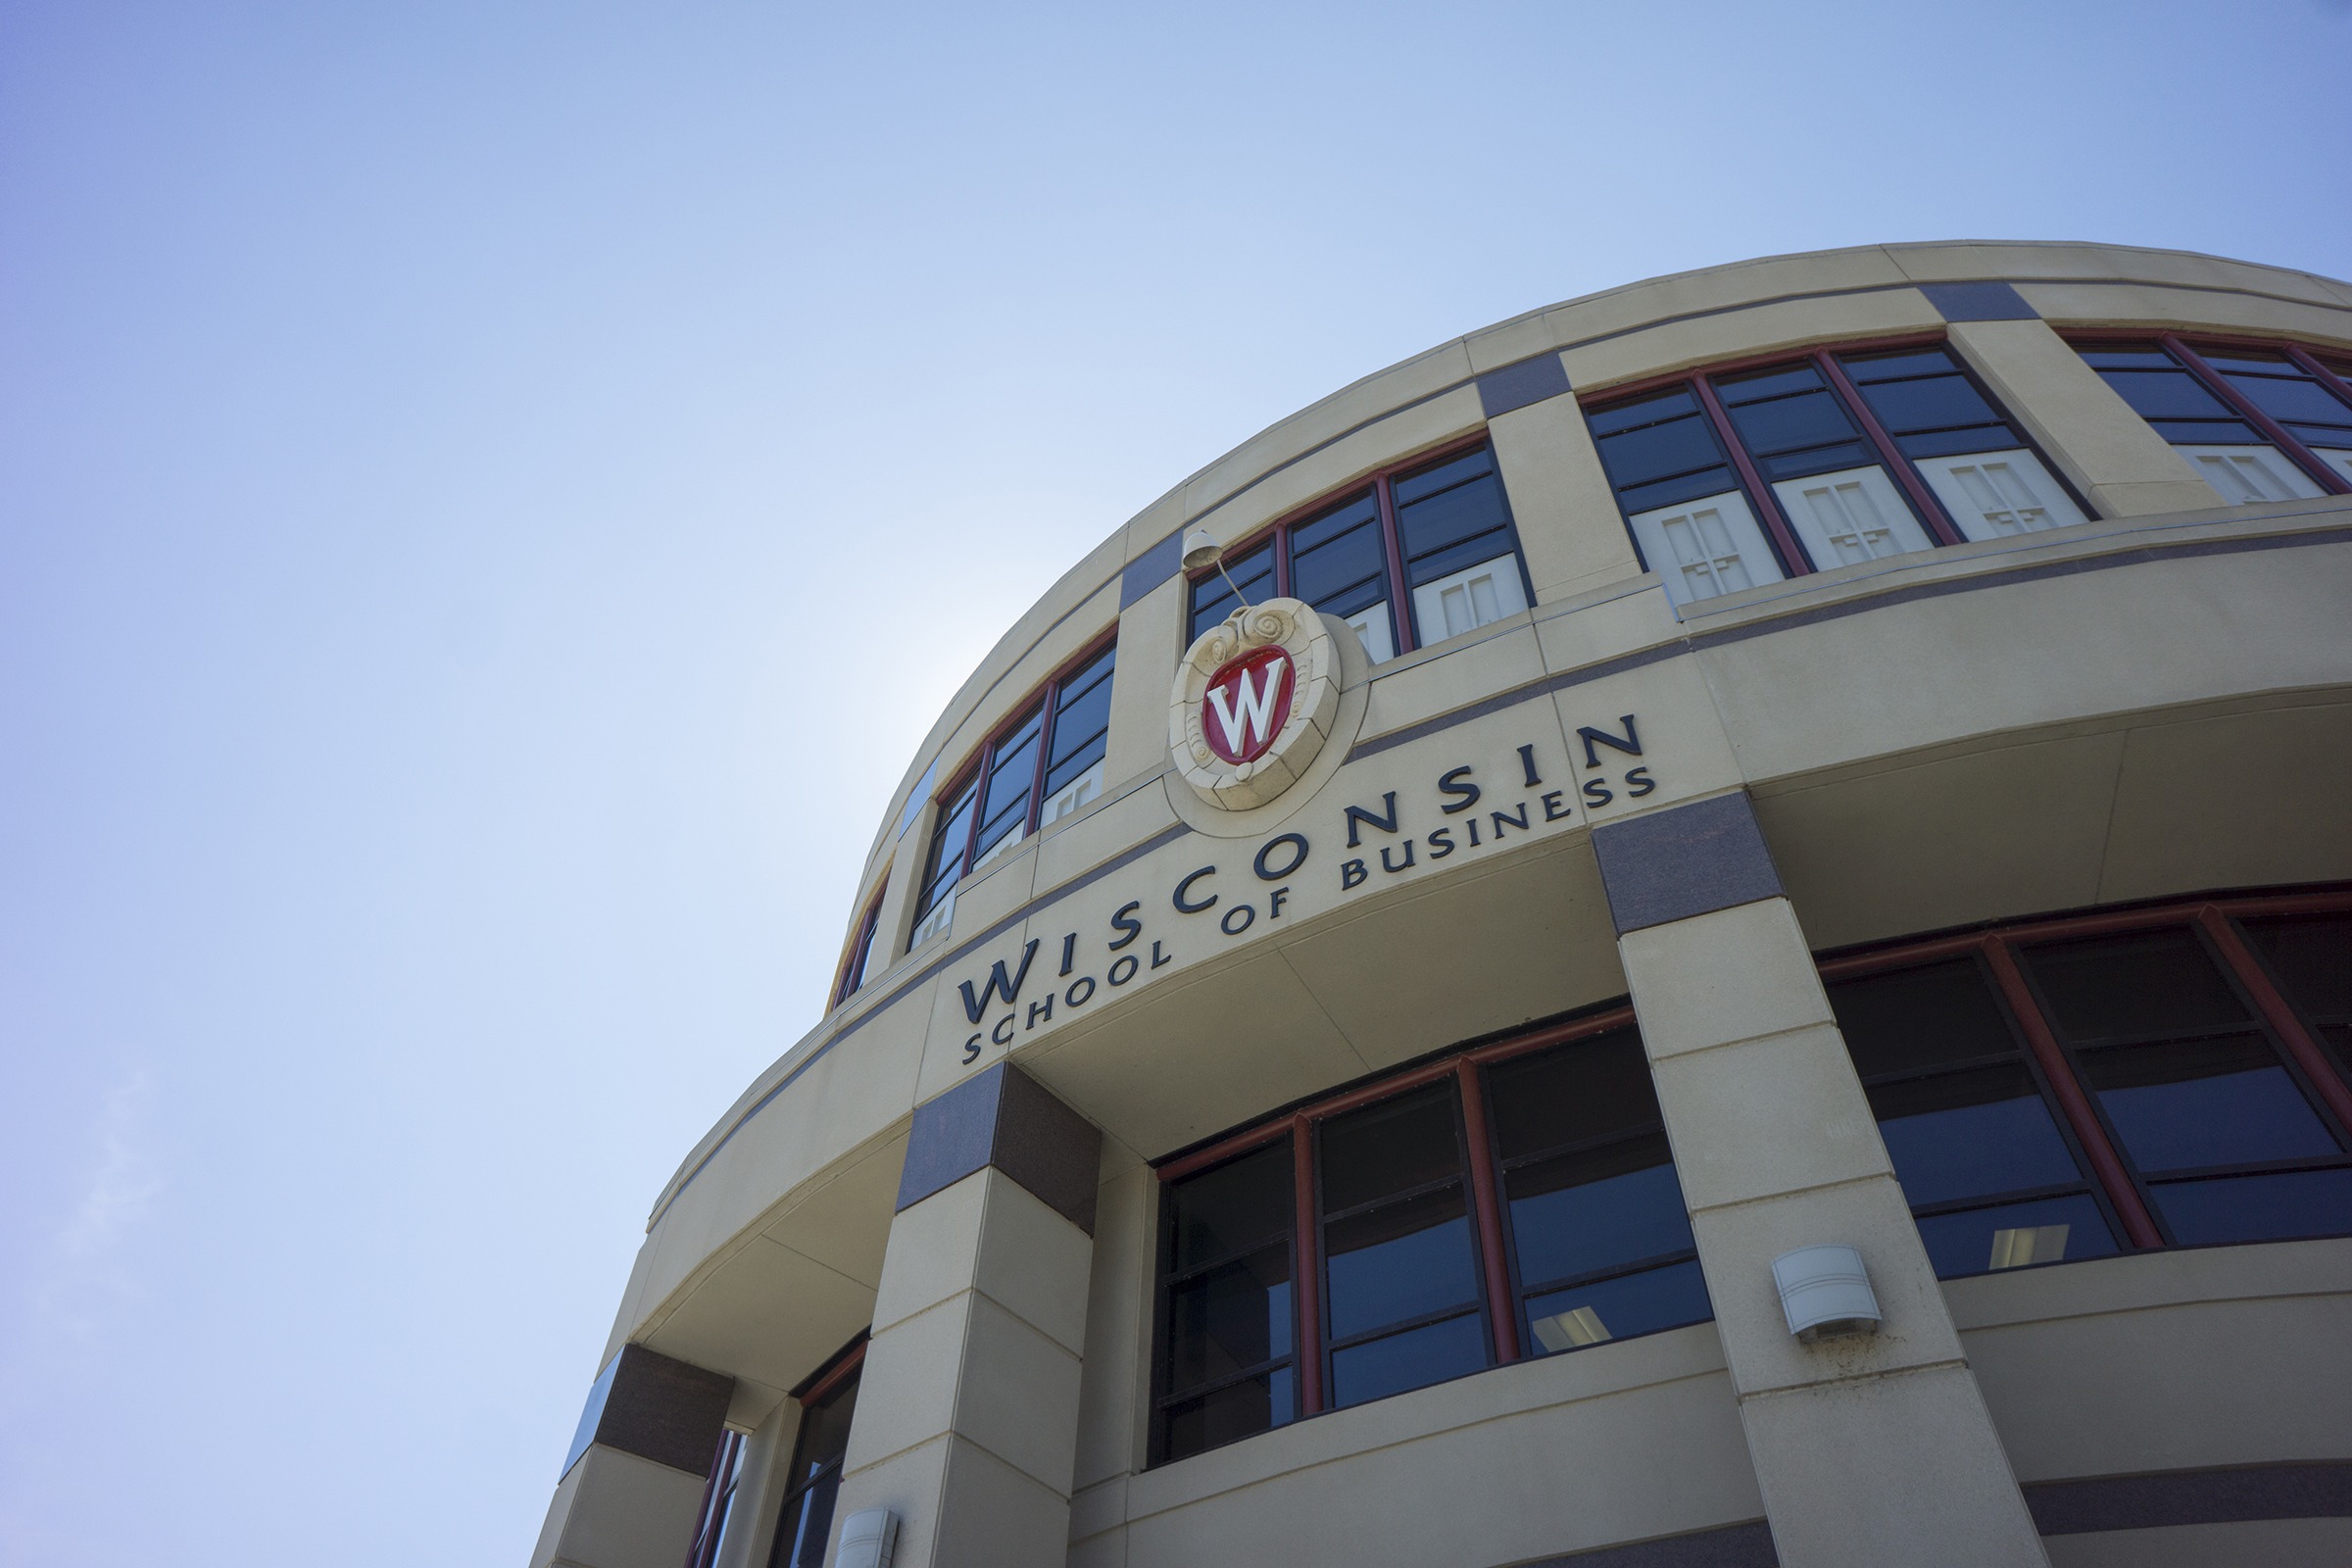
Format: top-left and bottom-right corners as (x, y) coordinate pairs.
(2, 2), (2344, 1562)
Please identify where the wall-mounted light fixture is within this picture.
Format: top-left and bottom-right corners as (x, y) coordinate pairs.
(835, 1507), (898, 1568)
(1182, 527), (1252, 610)
(1771, 1245), (1882, 1344)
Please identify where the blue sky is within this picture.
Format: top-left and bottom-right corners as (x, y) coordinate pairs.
(2, 2), (2345, 1563)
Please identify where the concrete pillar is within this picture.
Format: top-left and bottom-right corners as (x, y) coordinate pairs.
(1944, 318), (2217, 518)
(1592, 793), (2048, 1568)
(830, 1062), (1102, 1568)
(1479, 359), (1648, 605)
(530, 1344), (736, 1568)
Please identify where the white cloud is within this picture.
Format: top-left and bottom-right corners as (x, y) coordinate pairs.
(33, 1069), (165, 1341)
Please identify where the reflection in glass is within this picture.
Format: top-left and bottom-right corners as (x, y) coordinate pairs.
(1525, 1258), (1711, 1354)
(1913, 1194), (2118, 1279)
(1329, 1313), (1487, 1408)
(2079, 1034), (2338, 1172)
(1324, 1191), (1477, 1342)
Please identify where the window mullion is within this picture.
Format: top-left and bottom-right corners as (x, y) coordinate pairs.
(1272, 524), (1293, 601)
(1371, 475), (1414, 652)
(2196, 906), (2352, 1140)
(1688, 373), (1813, 574)
(1978, 936), (2166, 1249)
(1290, 1113), (1325, 1415)
(1453, 1057), (1521, 1363)
(2159, 332), (2349, 496)
(1812, 349), (1968, 547)
(1022, 676), (1059, 838)
(2281, 343), (2352, 406)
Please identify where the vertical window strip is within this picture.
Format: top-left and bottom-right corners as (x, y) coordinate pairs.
(1686, 371), (1816, 575)
(1812, 350), (1967, 546)
(834, 895), (884, 1007)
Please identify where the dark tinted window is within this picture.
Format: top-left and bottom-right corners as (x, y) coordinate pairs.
(1713, 362), (1875, 480)
(2025, 929), (2350, 1248)
(1158, 1140), (1297, 1461)
(1188, 539), (1275, 643)
(972, 704), (1044, 858)
(1830, 959), (2118, 1277)
(2206, 351), (2352, 450)
(2081, 346), (2259, 445)
(2245, 914), (2352, 1075)
(769, 1367), (859, 1568)
(1588, 387), (1741, 514)
(1841, 346), (2023, 459)
(913, 773), (979, 921)
(1484, 1030), (1709, 1352)
(1288, 492), (1391, 621)
(1393, 446), (1518, 589)
(1043, 645), (1115, 800)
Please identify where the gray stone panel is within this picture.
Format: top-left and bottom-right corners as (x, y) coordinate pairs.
(2026, 1461), (2352, 1535)
(1592, 792), (1785, 935)
(896, 1062), (1102, 1234)
(1478, 354), (1574, 418)
(1921, 280), (2037, 321)
(1121, 526), (1184, 610)
(592, 1344), (734, 1477)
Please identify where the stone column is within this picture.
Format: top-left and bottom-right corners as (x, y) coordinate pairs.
(530, 1344), (736, 1568)
(1592, 793), (2048, 1568)
(1478, 356), (1649, 604)
(1943, 316), (2216, 518)
(829, 1062), (1102, 1568)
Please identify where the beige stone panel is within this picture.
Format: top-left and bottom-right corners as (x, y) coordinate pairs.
(943, 836), (1040, 947)
(846, 1296), (971, 1474)
(1964, 1288), (2352, 1481)
(1127, 1358), (1759, 1568)
(1943, 318), (2214, 516)
(1463, 309), (1568, 374)
(860, 843), (923, 995)
(831, 1434), (952, 1568)
(1752, 730), (2127, 952)
(1029, 771), (1181, 898)
(2044, 1519), (2352, 1568)
(723, 1374), (786, 1431)
(931, 1436), (1076, 1568)
(1066, 1525), (1128, 1568)
(1561, 288), (1942, 397)
(1551, 657), (1744, 829)
(1183, 385), (1487, 552)
(953, 1291), (1087, 1494)
(1068, 1474), (1127, 1543)
(712, 1396), (797, 1568)
(760, 1134), (902, 1289)
(1020, 949), (1367, 1158)
(1074, 1164), (1152, 1492)
(1280, 840), (1626, 1072)
(1179, 343), (1475, 522)
(1529, 577), (1681, 675)
(1542, 245), (1913, 354)
(1686, 1175), (1965, 1398)
(1361, 622), (1547, 741)
(530, 1459), (583, 1568)
(1487, 388), (1647, 603)
(642, 1234), (877, 1394)
(599, 1235), (662, 1366)
(1617, 900), (1838, 1060)
(969, 1173), (1096, 1357)
(1942, 1233), (2352, 1334)
(870, 1170), (990, 1336)
(1102, 576), (1184, 784)
(1696, 542), (2352, 785)
(537, 1445), (710, 1568)
(1650, 1024), (1893, 1212)
(1119, 487), (1185, 564)
(2019, 279), (2352, 347)
(2098, 699), (2352, 903)
(1132, 1320), (1730, 1514)
(1736, 1364), (2047, 1568)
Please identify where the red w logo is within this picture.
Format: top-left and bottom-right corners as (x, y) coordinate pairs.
(1202, 647), (1294, 764)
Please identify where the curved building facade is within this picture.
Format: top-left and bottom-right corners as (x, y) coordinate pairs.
(531, 241), (2352, 1568)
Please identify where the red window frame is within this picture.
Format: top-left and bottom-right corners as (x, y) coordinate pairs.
(1182, 433), (1532, 658)
(910, 629), (1118, 932)
(2065, 330), (2352, 498)
(1819, 889), (2352, 1250)
(1581, 331), (2096, 580)
(831, 890), (885, 1009)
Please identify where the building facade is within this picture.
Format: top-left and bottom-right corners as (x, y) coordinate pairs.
(531, 241), (2352, 1568)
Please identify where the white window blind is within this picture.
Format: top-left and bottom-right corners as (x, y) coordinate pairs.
(2311, 448), (2352, 488)
(908, 890), (955, 949)
(1626, 488), (1784, 611)
(1040, 761), (1104, 826)
(1409, 555), (1528, 645)
(1344, 602), (1396, 663)
(1911, 449), (2088, 542)
(2176, 444), (2324, 504)
(1771, 465), (1936, 569)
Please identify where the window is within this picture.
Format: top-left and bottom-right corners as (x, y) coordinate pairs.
(1152, 1010), (1707, 1464)
(2077, 336), (2352, 503)
(1186, 441), (1531, 663)
(907, 639), (1116, 949)
(832, 895), (884, 1008)
(1823, 895), (2352, 1276)
(683, 1430), (748, 1568)
(767, 1343), (862, 1568)
(1586, 340), (2089, 611)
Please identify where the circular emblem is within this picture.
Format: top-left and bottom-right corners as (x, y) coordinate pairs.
(1169, 598), (1340, 810)
(1200, 645), (1295, 765)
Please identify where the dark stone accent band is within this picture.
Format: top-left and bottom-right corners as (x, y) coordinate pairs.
(2025, 1461), (2352, 1536)
(897, 1062), (1102, 1233)
(585, 1345), (734, 1478)
(1592, 792), (1784, 935)
(1921, 280), (2038, 321)
(1478, 354), (1574, 418)
(1121, 526), (1185, 609)
(1523, 1520), (1778, 1567)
